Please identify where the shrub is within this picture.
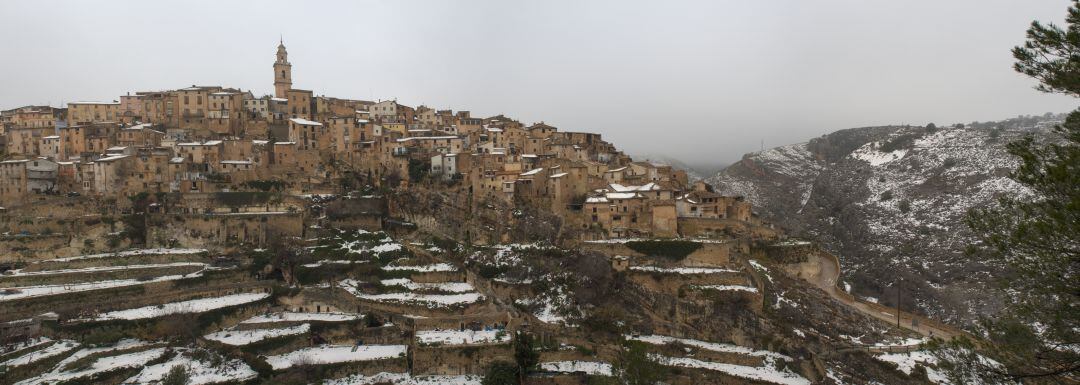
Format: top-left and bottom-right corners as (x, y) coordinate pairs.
(161, 365), (190, 385)
(879, 191), (894, 201)
(482, 361), (518, 385)
(942, 158), (958, 168)
(899, 199), (912, 214)
(879, 132), (922, 153)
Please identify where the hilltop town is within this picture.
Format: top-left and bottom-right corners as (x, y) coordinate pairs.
(0, 43), (987, 385)
(0, 41), (751, 244)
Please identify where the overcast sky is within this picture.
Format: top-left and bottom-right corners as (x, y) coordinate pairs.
(1, 0), (1076, 168)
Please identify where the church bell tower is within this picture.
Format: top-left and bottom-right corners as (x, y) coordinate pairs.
(274, 39), (292, 98)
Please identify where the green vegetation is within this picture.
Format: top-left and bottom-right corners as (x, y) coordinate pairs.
(482, 361), (519, 385)
(242, 180), (286, 192)
(958, 1), (1080, 380)
(212, 191), (277, 207)
(615, 340), (668, 385)
(879, 131), (924, 153)
(408, 158), (429, 182)
(898, 199), (912, 214)
(514, 331), (539, 375)
(161, 365), (190, 385)
(625, 240), (701, 260)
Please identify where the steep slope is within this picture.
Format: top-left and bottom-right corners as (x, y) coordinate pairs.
(707, 115), (1064, 326)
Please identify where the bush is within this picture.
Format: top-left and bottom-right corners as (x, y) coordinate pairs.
(879, 132), (923, 153)
(161, 365), (190, 385)
(942, 158), (958, 168)
(625, 240), (702, 260)
(899, 199), (912, 214)
(879, 191), (894, 201)
(482, 361), (519, 385)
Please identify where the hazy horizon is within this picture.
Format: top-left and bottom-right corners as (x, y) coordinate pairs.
(1, 0), (1077, 167)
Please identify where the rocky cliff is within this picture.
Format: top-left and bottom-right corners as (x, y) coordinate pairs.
(707, 114), (1064, 326)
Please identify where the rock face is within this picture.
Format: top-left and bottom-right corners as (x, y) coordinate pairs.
(706, 115), (1064, 325)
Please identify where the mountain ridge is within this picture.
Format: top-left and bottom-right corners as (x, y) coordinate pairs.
(705, 114), (1065, 326)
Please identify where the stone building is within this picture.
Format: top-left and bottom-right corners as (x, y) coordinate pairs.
(67, 101), (119, 126)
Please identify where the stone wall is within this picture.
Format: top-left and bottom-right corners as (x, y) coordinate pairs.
(393, 311), (515, 332)
(148, 212), (303, 249)
(581, 241), (732, 267)
(627, 270), (749, 294)
(677, 217), (779, 241)
(411, 342), (513, 375)
(752, 242), (818, 264)
(0, 270), (268, 322)
(0, 264), (204, 288)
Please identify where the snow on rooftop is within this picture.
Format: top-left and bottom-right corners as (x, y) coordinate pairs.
(520, 167), (543, 176)
(609, 182), (659, 192)
(221, 160), (253, 165)
(95, 154), (130, 162)
(416, 329), (510, 346)
(396, 136), (459, 142)
(80, 292), (270, 321)
(264, 344), (407, 370)
(204, 323), (310, 346)
(585, 197), (609, 203)
(121, 123), (153, 130)
(69, 101), (119, 105)
(549, 172), (568, 178)
(290, 117), (323, 126)
(605, 192), (639, 200)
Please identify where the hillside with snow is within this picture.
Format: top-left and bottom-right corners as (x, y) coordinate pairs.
(707, 114), (1064, 325)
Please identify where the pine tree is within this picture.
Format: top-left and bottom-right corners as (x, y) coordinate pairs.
(963, 0), (1080, 379)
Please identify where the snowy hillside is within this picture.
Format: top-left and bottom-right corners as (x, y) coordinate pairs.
(707, 115), (1063, 325)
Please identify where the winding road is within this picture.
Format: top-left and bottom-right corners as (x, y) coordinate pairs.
(785, 253), (967, 342)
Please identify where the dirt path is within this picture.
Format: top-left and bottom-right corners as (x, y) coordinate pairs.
(787, 254), (967, 341)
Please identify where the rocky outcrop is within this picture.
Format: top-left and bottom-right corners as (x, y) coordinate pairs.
(707, 115), (1064, 325)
